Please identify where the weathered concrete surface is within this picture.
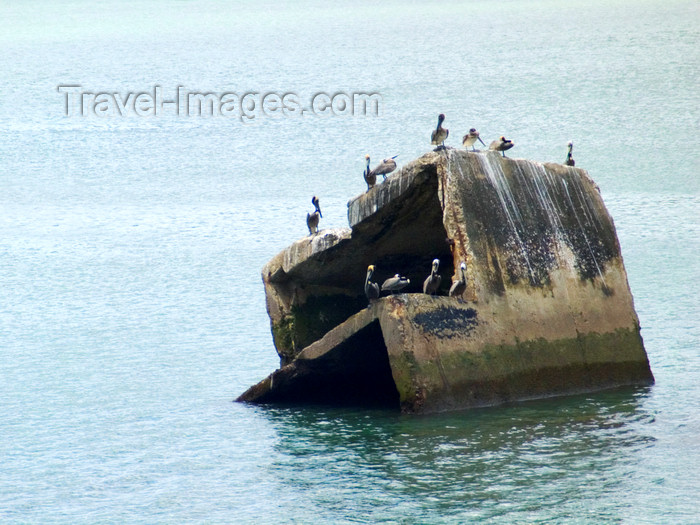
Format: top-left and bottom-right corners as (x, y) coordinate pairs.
(237, 304), (400, 407)
(378, 295), (649, 413)
(244, 149), (654, 413)
(262, 155), (450, 365)
(261, 228), (362, 365)
(239, 294), (649, 413)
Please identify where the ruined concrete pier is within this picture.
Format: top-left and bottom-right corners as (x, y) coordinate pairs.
(238, 150), (654, 414)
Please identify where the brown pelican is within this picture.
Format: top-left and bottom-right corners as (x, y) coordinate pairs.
(449, 262), (467, 300)
(369, 155), (398, 181)
(365, 265), (380, 303)
(431, 114), (449, 149)
(489, 136), (514, 157)
(363, 155), (376, 190)
(462, 128), (486, 151)
(565, 141), (575, 166)
(423, 258), (442, 295)
(381, 274), (410, 294)
(306, 196), (322, 235)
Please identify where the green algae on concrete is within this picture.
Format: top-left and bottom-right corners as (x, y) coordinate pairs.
(394, 325), (651, 414)
(272, 294), (367, 365)
(387, 350), (423, 413)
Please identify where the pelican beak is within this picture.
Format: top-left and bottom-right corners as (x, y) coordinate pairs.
(391, 155), (398, 159)
(478, 136), (486, 146)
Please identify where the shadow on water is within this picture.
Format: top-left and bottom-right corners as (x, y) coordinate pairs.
(251, 386), (656, 522)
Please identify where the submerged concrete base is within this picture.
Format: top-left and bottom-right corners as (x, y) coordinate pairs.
(237, 294), (652, 414)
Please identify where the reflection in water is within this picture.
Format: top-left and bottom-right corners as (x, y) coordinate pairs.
(259, 387), (655, 522)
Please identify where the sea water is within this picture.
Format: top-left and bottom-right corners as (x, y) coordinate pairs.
(0, 0), (698, 522)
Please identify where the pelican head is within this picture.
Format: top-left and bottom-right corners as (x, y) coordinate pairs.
(565, 141), (575, 166)
(432, 258), (440, 270)
(460, 262), (466, 270)
(367, 264), (375, 274)
(437, 113), (445, 124)
(311, 195), (322, 217)
(469, 128), (477, 133)
(500, 136), (506, 141)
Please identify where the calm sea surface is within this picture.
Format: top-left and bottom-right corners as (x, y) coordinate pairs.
(1, 0), (698, 523)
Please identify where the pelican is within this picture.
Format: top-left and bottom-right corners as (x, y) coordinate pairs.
(431, 113), (449, 149)
(306, 196), (322, 235)
(381, 274), (410, 294)
(369, 155), (398, 182)
(565, 141), (575, 166)
(363, 155), (376, 190)
(462, 128), (486, 151)
(489, 136), (514, 157)
(365, 265), (380, 303)
(423, 258), (442, 295)
(449, 262), (467, 300)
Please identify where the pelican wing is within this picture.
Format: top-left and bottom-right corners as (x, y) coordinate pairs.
(382, 276), (400, 291)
